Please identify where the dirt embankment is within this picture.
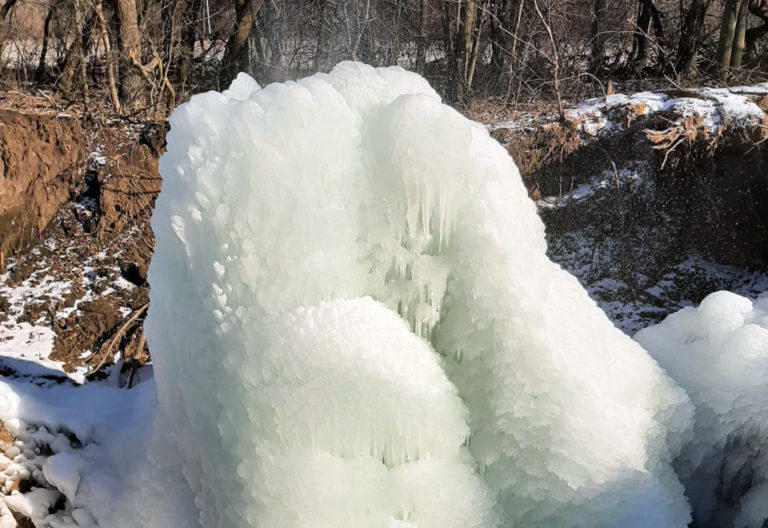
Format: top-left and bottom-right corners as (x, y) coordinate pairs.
(0, 110), (86, 271)
(0, 101), (164, 381)
(484, 87), (768, 332)
(493, 88), (768, 270)
(2, 86), (768, 379)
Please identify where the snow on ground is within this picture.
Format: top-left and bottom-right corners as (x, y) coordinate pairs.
(537, 165), (646, 210)
(0, 378), (154, 527)
(564, 84), (767, 136)
(590, 255), (768, 335)
(538, 153), (768, 335)
(490, 83), (768, 139)
(0, 206), (146, 385)
(0, 263), (86, 384)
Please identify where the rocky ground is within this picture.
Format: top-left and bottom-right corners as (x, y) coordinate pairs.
(0, 83), (767, 526)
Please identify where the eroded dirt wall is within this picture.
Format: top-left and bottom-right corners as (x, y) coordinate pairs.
(0, 110), (86, 271)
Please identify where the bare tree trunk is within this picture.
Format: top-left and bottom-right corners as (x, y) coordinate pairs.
(490, 0), (522, 79)
(416, 0), (428, 72)
(161, 0), (176, 78)
(533, 0), (564, 121)
(467, 0), (487, 89)
(353, 0), (374, 63)
(259, 0), (283, 81)
(179, 0), (202, 85)
(510, 0), (523, 58)
(94, 0), (121, 113)
(647, 0), (666, 68)
(115, 0), (145, 110)
(441, 0), (455, 57)
(219, 0), (263, 87)
(489, 0), (507, 75)
(677, 0), (712, 77)
(717, 0), (740, 77)
(462, 0), (476, 79)
(632, 0), (652, 73)
(745, 7), (768, 64)
(35, 3), (55, 82)
(314, 0), (334, 72)
(59, 0), (89, 105)
(0, 0), (18, 19)
(59, 40), (77, 95)
(451, 0), (476, 100)
(730, 0), (750, 68)
(628, 0), (664, 73)
(589, 0), (607, 73)
(75, 0), (89, 108)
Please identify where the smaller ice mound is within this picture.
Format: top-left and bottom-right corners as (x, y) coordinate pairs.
(246, 299), (471, 465)
(235, 298), (495, 528)
(637, 291), (768, 528)
(146, 296), (495, 527)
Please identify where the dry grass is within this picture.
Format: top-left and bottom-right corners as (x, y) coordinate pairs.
(645, 115), (705, 168)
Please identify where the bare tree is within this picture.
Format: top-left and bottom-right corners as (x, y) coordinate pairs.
(533, 0), (564, 121)
(730, 0), (751, 68)
(589, 0), (607, 73)
(746, 1), (768, 63)
(632, 0), (664, 74)
(4, 0), (768, 118)
(35, 0), (55, 81)
(116, 0), (145, 109)
(58, 0), (89, 104)
(717, 0), (741, 77)
(219, 0), (263, 86)
(677, 0), (712, 77)
(93, 0), (121, 112)
(0, 0), (18, 19)
(179, 0), (203, 85)
(416, 0), (428, 72)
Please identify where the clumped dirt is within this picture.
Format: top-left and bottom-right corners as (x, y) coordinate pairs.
(489, 94), (768, 270)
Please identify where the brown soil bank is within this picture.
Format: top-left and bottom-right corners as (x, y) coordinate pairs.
(0, 99), (163, 379)
(0, 110), (86, 271)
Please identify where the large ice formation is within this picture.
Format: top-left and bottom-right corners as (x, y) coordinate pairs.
(637, 291), (768, 528)
(145, 62), (694, 527)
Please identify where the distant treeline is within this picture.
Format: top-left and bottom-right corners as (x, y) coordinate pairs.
(1, 0), (767, 115)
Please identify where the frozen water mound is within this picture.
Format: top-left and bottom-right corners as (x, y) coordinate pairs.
(637, 291), (768, 528)
(146, 62), (694, 528)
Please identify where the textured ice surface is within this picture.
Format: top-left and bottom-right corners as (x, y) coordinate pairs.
(144, 62), (694, 527)
(637, 291), (768, 528)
